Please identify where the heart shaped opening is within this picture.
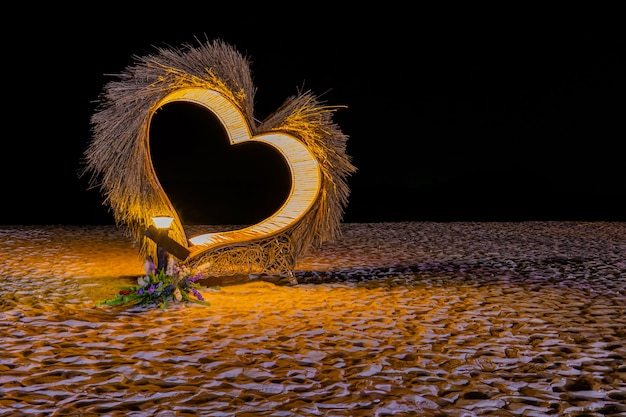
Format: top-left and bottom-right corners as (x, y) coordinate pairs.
(150, 102), (292, 226)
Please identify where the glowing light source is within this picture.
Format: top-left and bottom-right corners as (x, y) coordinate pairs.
(150, 216), (174, 272)
(152, 216), (174, 229)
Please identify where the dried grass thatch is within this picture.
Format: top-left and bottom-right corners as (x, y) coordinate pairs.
(80, 37), (356, 278)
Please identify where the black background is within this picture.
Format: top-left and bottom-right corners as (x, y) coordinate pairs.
(3, 6), (624, 225)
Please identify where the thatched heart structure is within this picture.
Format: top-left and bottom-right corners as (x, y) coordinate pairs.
(81, 38), (356, 282)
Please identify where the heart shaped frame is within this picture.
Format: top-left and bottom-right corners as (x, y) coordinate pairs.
(81, 39), (356, 277)
(153, 87), (321, 266)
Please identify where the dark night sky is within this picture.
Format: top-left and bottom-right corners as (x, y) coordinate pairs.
(4, 7), (625, 225)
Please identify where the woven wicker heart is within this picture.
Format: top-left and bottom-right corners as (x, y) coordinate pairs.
(150, 100), (292, 226)
(153, 88), (321, 258)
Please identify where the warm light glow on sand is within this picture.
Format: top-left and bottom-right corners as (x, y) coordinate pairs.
(3, 223), (626, 415)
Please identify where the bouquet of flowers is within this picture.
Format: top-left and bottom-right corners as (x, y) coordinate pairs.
(97, 258), (214, 310)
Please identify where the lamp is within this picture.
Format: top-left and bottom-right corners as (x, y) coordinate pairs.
(151, 215), (173, 273)
(144, 215), (191, 270)
(152, 215), (174, 229)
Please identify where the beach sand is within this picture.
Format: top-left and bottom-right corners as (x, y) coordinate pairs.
(0, 221), (625, 416)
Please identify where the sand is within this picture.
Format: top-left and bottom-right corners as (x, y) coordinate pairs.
(0, 221), (625, 416)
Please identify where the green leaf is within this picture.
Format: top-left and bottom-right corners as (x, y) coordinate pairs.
(188, 298), (212, 306)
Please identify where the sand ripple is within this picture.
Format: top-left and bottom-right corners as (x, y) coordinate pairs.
(1, 222), (625, 416)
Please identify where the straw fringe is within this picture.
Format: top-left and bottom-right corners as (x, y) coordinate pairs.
(80, 37), (356, 273)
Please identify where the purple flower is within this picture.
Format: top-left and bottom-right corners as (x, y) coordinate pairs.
(138, 288), (144, 295)
(191, 288), (204, 301)
(148, 284), (155, 294)
(144, 257), (156, 276)
(189, 273), (203, 282)
(162, 284), (174, 297)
